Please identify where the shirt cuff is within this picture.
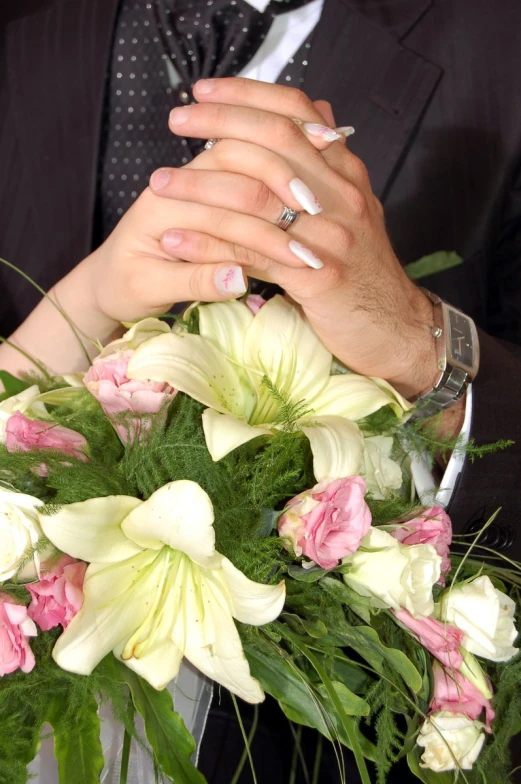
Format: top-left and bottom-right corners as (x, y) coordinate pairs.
(410, 385), (473, 508)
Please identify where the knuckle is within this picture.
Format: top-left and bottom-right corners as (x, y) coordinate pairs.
(187, 265), (207, 301)
(346, 186), (368, 219)
(320, 262), (344, 289)
(325, 220), (354, 250)
(272, 115), (303, 145)
(290, 87), (313, 116)
(246, 180), (275, 215)
(349, 155), (370, 185)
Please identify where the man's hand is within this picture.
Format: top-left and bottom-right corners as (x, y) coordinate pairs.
(149, 77), (439, 400)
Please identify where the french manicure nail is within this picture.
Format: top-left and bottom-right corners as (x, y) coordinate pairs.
(289, 178), (322, 215)
(163, 230), (183, 251)
(169, 106), (191, 126)
(195, 79), (216, 94)
(304, 123), (343, 142)
(289, 240), (324, 270)
(214, 266), (247, 296)
(150, 168), (171, 191)
(336, 126), (355, 137)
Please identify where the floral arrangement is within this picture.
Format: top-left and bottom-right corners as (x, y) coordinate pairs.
(0, 294), (519, 784)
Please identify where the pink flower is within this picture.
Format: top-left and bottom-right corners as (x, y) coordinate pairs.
(390, 506), (452, 583)
(245, 294), (266, 315)
(394, 609), (464, 669)
(26, 555), (86, 631)
(0, 593), (37, 676)
(278, 476), (372, 570)
(84, 350), (176, 442)
(431, 662), (495, 731)
(6, 411), (88, 462)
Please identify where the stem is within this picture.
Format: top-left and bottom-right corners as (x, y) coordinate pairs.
(287, 723), (309, 784)
(311, 734), (323, 784)
(230, 704), (259, 784)
(230, 693), (258, 784)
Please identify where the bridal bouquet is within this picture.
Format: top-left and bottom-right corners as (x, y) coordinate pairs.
(0, 295), (519, 784)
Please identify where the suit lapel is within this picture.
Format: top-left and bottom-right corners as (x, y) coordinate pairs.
(304, 0), (442, 199)
(5, 0), (120, 263)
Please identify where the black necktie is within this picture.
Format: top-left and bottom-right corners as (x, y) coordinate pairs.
(97, 0), (318, 240)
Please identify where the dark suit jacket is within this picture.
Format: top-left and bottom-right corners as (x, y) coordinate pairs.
(1, 0), (521, 558)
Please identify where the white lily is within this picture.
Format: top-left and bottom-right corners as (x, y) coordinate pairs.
(39, 481), (285, 703)
(127, 297), (411, 481)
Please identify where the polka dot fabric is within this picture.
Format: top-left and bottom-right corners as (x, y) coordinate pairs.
(97, 0), (315, 240)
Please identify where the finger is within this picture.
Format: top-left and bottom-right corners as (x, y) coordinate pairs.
(313, 99), (336, 127)
(149, 164), (322, 219)
(193, 77), (345, 150)
(140, 259), (249, 304)
(156, 228), (321, 294)
(144, 194), (325, 270)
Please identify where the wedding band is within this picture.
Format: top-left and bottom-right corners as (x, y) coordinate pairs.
(204, 138), (220, 150)
(276, 205), (300, 231)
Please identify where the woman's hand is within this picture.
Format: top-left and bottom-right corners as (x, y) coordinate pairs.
(150, 77), (437, 399)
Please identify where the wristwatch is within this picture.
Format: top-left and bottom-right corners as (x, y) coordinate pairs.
(410, 289), (480, 419)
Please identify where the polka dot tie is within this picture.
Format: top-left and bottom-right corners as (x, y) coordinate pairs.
(97, 0), (317, 240)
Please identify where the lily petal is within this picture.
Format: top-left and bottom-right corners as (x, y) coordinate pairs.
(198, 300), (254, 362)
(40, 496), (143, 563)
(244, 296), (331, 404)
(301, 415), (365, 481)
(218, 557), (286, 626)
(114, 637), (183, 690)
(122, 481), (218, 568)
(202, 408), (271, 461)
(128, 332), (255, 418)
(172, 563), (265, 703)
(363, 436), (403, 499)
(53, 550), (162, 675)
(313, 374), (408, 421)
(99, 317), (171, 358)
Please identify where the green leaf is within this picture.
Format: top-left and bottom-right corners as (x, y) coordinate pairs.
(287, 564), (328, 582)
(332, 624), (423, 695)
(321, 576), (372, 623)
(245, 643), (377, 762)
(403, 251), (463, 281)
(106, 657), (206, 784)
(283, 613), (328, 638)
(0, 371), (30, 402)
(316, 679), (369, 718)
(46, 693), (104, 784)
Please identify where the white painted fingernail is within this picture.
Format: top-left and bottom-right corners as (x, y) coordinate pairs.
(304, 122), (343, 142)
(289, 178), (322, 215)
(289, 240), (324, 270)
(214, 266), (247, 296)
(336, 126), (355, 137)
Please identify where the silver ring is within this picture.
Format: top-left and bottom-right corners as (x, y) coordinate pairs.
(276, 205), (300, 231)
(204, 138), (220, 150)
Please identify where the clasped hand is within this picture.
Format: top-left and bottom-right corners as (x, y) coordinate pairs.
(88, 78), (436, 399)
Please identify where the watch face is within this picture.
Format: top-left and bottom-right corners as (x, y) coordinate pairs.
(447, 307), (474, 368)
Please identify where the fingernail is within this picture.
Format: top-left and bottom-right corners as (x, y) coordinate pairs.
(150, 168), (171, 191)
(163, 230), (183, 251)
(169, 107), (191, 126)
(336, 126), (355, 137)
(289, 240), (324, 270)
(289, 178), (322, 215)
(195, 79), (216, 94)
(214, 266), (247, 296)
(304, 123), (343, 142)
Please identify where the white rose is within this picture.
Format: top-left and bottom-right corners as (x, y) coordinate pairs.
(342, 527), (441, 618)
(0, 487), (44, 582)
(362, 436), (402, 500)
(417, 712), (485, 772)
(439, 575), (518, 662)
(0, 385), (44, 444)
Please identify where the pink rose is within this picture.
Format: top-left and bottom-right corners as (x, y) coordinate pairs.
(278, 476), (372, 570)
(0, 593), (37, 676)
(394, 609), (464, 669)
(391, 506), (452, 583)
(431, 662), (495, 731)
(84, 350), (176, 442)
(26, 555), (86, 631)
(6, 411), (88, 462)
(245, 294), (266, 315)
